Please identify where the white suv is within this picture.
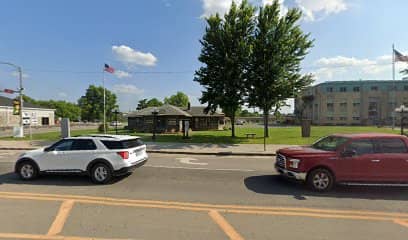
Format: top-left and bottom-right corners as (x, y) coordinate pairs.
(15, 135), (148, 184)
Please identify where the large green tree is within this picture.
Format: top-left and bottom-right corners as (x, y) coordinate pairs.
(136, 98), (164, 110)
(23, 95), (81, 121)
(136, 99), (148, 110)
(147, 98), (164, 107)
(246, 0), (313, 137)
(78, 85), (118, 122)
(164, 92), (189, 108)
(194, 0), (255, 137)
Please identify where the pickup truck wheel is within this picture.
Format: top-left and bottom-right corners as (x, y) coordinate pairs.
(90, 163), (112, 184)
(307, 168), (334, 192)
(17, 161), (39, 180)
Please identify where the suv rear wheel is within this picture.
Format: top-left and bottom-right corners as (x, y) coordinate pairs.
(90, 163), (112, 184)
(307, 168), (334, 192)
(17, 161), (39, 180)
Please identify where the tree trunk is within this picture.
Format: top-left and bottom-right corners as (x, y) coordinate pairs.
(264, 109), (269, 138)
(231, 114), (236, 138)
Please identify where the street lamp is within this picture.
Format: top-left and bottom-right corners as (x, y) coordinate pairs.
(0, 61), (24, 137)
(113, 109), (121, 135)
(152, 107), (159, 141)
(395, 105), (408, 135)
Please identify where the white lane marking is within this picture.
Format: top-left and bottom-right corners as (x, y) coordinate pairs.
(177, 157), (208, 166)
(145, 164), (256, 172)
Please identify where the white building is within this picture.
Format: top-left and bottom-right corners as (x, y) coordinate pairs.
(0, 96), (55, 127)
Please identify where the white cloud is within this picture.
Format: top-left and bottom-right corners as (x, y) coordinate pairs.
(112, 45), (157, 67)
(112, 84), (144, 95)
(296, 0), (347, 21)
(11, 71), (29, 79)
(57, 92), (68, 98)
(201, 0), (346, 21)
(201, 0), (242, 18)
(114, 70), (132, 79)
(312, 54), (408, 82)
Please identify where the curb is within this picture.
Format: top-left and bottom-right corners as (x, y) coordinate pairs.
(0, 148), (276, 157)
(147, 150), (276, 156)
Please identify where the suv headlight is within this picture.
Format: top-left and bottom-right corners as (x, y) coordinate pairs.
(289, 159), (301, 168)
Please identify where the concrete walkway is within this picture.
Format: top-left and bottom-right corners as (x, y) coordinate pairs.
(0, 140), (295, 156)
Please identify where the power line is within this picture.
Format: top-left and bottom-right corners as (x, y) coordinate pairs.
(23, 68), (195, 75)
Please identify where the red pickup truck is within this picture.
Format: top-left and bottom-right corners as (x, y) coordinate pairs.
(275, 133), (408, 191)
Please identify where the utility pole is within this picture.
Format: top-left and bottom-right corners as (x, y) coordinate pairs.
(0, 61), (24, 137)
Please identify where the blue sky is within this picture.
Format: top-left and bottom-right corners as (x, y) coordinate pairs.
(0, 0), (407, 113)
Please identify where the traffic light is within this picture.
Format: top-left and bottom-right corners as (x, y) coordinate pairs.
(13, 98), (20, 115)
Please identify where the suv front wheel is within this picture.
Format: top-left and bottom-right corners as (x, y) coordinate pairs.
(90, 163), (112, 184)
(307, 168), (334, 192)
(17, 161), (39, 180)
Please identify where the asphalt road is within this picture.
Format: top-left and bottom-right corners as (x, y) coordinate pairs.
(0, 150), (407, 240)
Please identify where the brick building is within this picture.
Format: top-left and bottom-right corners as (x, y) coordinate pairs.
(295, 80), (408, 125)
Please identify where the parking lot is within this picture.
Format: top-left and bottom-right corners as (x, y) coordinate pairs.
(0, 151), (408, 239)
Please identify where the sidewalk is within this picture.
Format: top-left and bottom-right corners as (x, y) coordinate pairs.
(0, 140), (295, 156)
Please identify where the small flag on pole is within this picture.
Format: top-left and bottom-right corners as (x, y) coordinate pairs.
(104, 64), (115, 73)
(394, 49), (408, 62)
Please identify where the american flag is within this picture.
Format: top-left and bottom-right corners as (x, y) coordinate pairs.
(104, 64), (115, 73)
(394, 50), (408, 62)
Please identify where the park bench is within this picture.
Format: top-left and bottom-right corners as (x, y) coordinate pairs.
(245, 133), (256, 138)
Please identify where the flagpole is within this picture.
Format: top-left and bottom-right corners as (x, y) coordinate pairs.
(103, 69), (106, 134)
(392, 44), (395, 129)
(392, 44), (395, 80)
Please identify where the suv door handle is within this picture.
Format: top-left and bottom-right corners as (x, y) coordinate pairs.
(371, 159), (381, 162)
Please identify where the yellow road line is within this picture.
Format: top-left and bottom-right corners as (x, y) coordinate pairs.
(47, 200), (75, 236)
(394, 219), (408, 228)
(209, 210), (244, 240)
(1, 191), (408, 219)
(0, 232), (130, 240)
(224, 209), (396, 221)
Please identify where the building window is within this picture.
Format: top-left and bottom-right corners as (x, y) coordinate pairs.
(353, 87), (360, 92)
(353, 117), (360, 121)
(371, 86), (378, 91)
(327, 87), (334, 92)
(368, 102), (378, 117)
(388, 85), (397, 91)
(404, 86), (408, 91)
(339, 102), (347, 112)
(353, 102), (360, 107)
(339, 117), (347, 121)
(327, 117), (334, 121)
(327, 103), (334, 112)
(340, 87), (347, 92)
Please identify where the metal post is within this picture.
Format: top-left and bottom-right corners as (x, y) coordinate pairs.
(18, 66), (23, 136)
(401, 108), (404, 136)
(152, 114), (157, 141)
(103, 71), (106, 134)
(114, 109), (119, 135)
(392, 44), (396, 130)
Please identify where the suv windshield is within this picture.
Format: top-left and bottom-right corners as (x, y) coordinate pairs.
(312, 136), (349, 151)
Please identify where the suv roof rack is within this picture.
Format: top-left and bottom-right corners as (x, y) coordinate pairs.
(82, 134), (118, 139)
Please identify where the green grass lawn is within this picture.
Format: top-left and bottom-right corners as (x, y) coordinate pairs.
(1, 126), (400, 145)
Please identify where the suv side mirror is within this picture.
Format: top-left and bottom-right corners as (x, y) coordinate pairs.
(342, 149), (356, 157)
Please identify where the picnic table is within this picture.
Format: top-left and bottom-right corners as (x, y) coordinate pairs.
(245, 133), (256, 138)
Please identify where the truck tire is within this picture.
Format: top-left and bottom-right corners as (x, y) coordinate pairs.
(307, 168), (334, 192)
